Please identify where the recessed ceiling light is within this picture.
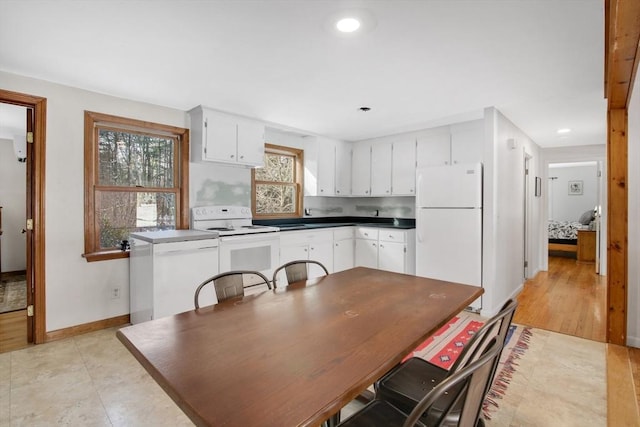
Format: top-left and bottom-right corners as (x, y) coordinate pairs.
(324, 9), (377, 37)
(336, 18), (360, 33)
(557, 128), (572, 134)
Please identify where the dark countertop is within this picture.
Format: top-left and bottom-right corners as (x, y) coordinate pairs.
(253, 216), (415, 231)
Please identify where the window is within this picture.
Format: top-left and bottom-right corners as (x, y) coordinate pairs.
(83, 111), (189, 261)
(252, 144), (303, 218)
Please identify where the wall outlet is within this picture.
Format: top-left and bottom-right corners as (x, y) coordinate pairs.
(111, 287), (120, 299)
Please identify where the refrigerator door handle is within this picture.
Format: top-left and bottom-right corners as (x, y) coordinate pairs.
(416, 210), (424, 243)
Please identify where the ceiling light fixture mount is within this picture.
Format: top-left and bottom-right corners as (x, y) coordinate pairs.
(359, 107), (371, 112)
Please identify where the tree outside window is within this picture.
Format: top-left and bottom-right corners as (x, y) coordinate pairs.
(252, 144), (303, 218)
(84, 111), (189, 261)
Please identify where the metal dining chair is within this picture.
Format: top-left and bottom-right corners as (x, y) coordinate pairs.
(271, 259), (329, 288)
(374, 299), (518, 425)
(337, 337), (503, 427)
(194, 270), (271, 308)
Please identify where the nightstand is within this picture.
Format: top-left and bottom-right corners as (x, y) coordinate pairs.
(577, 229), (596, 263)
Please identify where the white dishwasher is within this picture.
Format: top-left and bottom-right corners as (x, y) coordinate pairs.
(129, 230), (219, 324)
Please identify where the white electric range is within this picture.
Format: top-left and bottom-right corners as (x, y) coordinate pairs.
(191, 206), (280, 279)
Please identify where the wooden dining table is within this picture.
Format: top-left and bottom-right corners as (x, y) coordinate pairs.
(116, 266), (483, 427)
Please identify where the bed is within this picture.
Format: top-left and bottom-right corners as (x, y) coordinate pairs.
(548, 220), (584, 253)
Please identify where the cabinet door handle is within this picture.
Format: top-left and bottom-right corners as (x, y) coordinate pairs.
(230, 154), (235, 158)
(240, 155), (244, 159)
(380, 244), (384, 248)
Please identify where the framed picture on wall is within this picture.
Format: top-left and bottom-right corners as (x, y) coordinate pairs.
(568, 180), (583, 195)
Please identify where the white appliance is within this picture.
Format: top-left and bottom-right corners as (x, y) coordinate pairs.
(129, 229), (219, 324)
(191, 206), (280, 281)
(416, 163), (483, 311)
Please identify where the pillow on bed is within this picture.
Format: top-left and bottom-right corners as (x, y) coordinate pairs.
(579, 209), (595, 225)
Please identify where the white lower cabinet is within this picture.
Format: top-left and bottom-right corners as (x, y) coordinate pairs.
(355, 227), (416, 274)
(333, 227), (355, 272)
(278, 229), (334, 284)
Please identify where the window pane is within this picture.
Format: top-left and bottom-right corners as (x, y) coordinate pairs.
(254, 153), (293, 182)
(255, 184), (295, 214)
(96, 191), (176, 249)
(98, 129), (175, 188)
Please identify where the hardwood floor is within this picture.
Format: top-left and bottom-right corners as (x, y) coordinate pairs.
(0, 309), (29, 353)
(513, 256), (606, 342)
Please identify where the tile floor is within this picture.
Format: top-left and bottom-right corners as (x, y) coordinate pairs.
(0, 325), (606, 426)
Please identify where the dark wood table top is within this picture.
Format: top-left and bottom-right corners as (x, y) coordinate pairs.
(116, 267), (483, 427)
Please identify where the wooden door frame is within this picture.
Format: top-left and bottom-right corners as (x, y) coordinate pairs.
(604, 0), (640, 345)
(0, 88), (46, 344)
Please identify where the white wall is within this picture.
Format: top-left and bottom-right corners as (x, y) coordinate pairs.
(1, 71), (191, 331)
(548, 163), (598, 222)
(627, 66), (640, 347)
(482, 107), (543, 317)
(0, 137), (27, 272)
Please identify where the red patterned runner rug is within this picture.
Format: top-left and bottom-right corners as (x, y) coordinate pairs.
(405, 314), (532, 419)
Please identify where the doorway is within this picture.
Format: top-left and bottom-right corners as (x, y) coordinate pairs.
(514, 159), (607, 342)
(0, 103), (28, 351)
(0, 89), (46, 351)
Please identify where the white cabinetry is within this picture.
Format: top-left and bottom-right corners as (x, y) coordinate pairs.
(317, 139), (352, 196)
(352, 139), (416, 197)
(189, 106), (265, 167)
(333, 227), (355, 272)
(416, 120), (483, 167)
(317, 140), (336, 196)
(450, 120), (484, 165)
(391, 139), (416, 195)
(355, 228), (378, 268)
(371, 144), (392, 196)
(279, 229), (334, 280)
(355, 227), (415, 274)
(351, 143), (372, 196)
(335, 143), (352, 196)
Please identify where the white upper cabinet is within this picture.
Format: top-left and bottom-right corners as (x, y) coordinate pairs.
(236, 117), (266, 166)
(335, 142), (352, 196)
(371, 143), (392, 196)
(416, 127), (451, 167)
(189, 106), (265, 167)
(450, 120), (484, 165)
(316, 138), (352, 196)
(351, 143), (372, 196)
(317, 139), (336, 196)
(391, 139), (416, 195)
(416, 120), (483, 167)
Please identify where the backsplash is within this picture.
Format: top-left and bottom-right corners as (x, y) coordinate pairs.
(304, 196), (415, 219)
(190, 162), (251, 207)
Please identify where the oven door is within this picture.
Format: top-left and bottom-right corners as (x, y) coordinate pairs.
(218, 233), (280, 282)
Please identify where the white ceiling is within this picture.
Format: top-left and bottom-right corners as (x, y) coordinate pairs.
(0, 0), (605, 147)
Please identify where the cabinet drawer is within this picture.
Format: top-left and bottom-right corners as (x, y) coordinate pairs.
(356, 227), (379, 240)
(280, 229), (333, 246)
(333, 227), (355, 240)
(379, 229), (406, 243)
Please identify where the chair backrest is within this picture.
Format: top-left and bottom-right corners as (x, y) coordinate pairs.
(403, 337), (502, 427)
(449, 299), (518, 373)
(271, 260), (329, 288)
(194, 270), (271, 308)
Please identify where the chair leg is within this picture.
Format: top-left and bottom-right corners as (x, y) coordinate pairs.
(325, 411), (340, 427)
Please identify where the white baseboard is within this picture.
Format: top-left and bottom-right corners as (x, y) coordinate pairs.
(627, 336), (640, 348)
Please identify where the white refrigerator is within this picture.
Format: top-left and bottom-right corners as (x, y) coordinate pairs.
(416, 163), (482, 311)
